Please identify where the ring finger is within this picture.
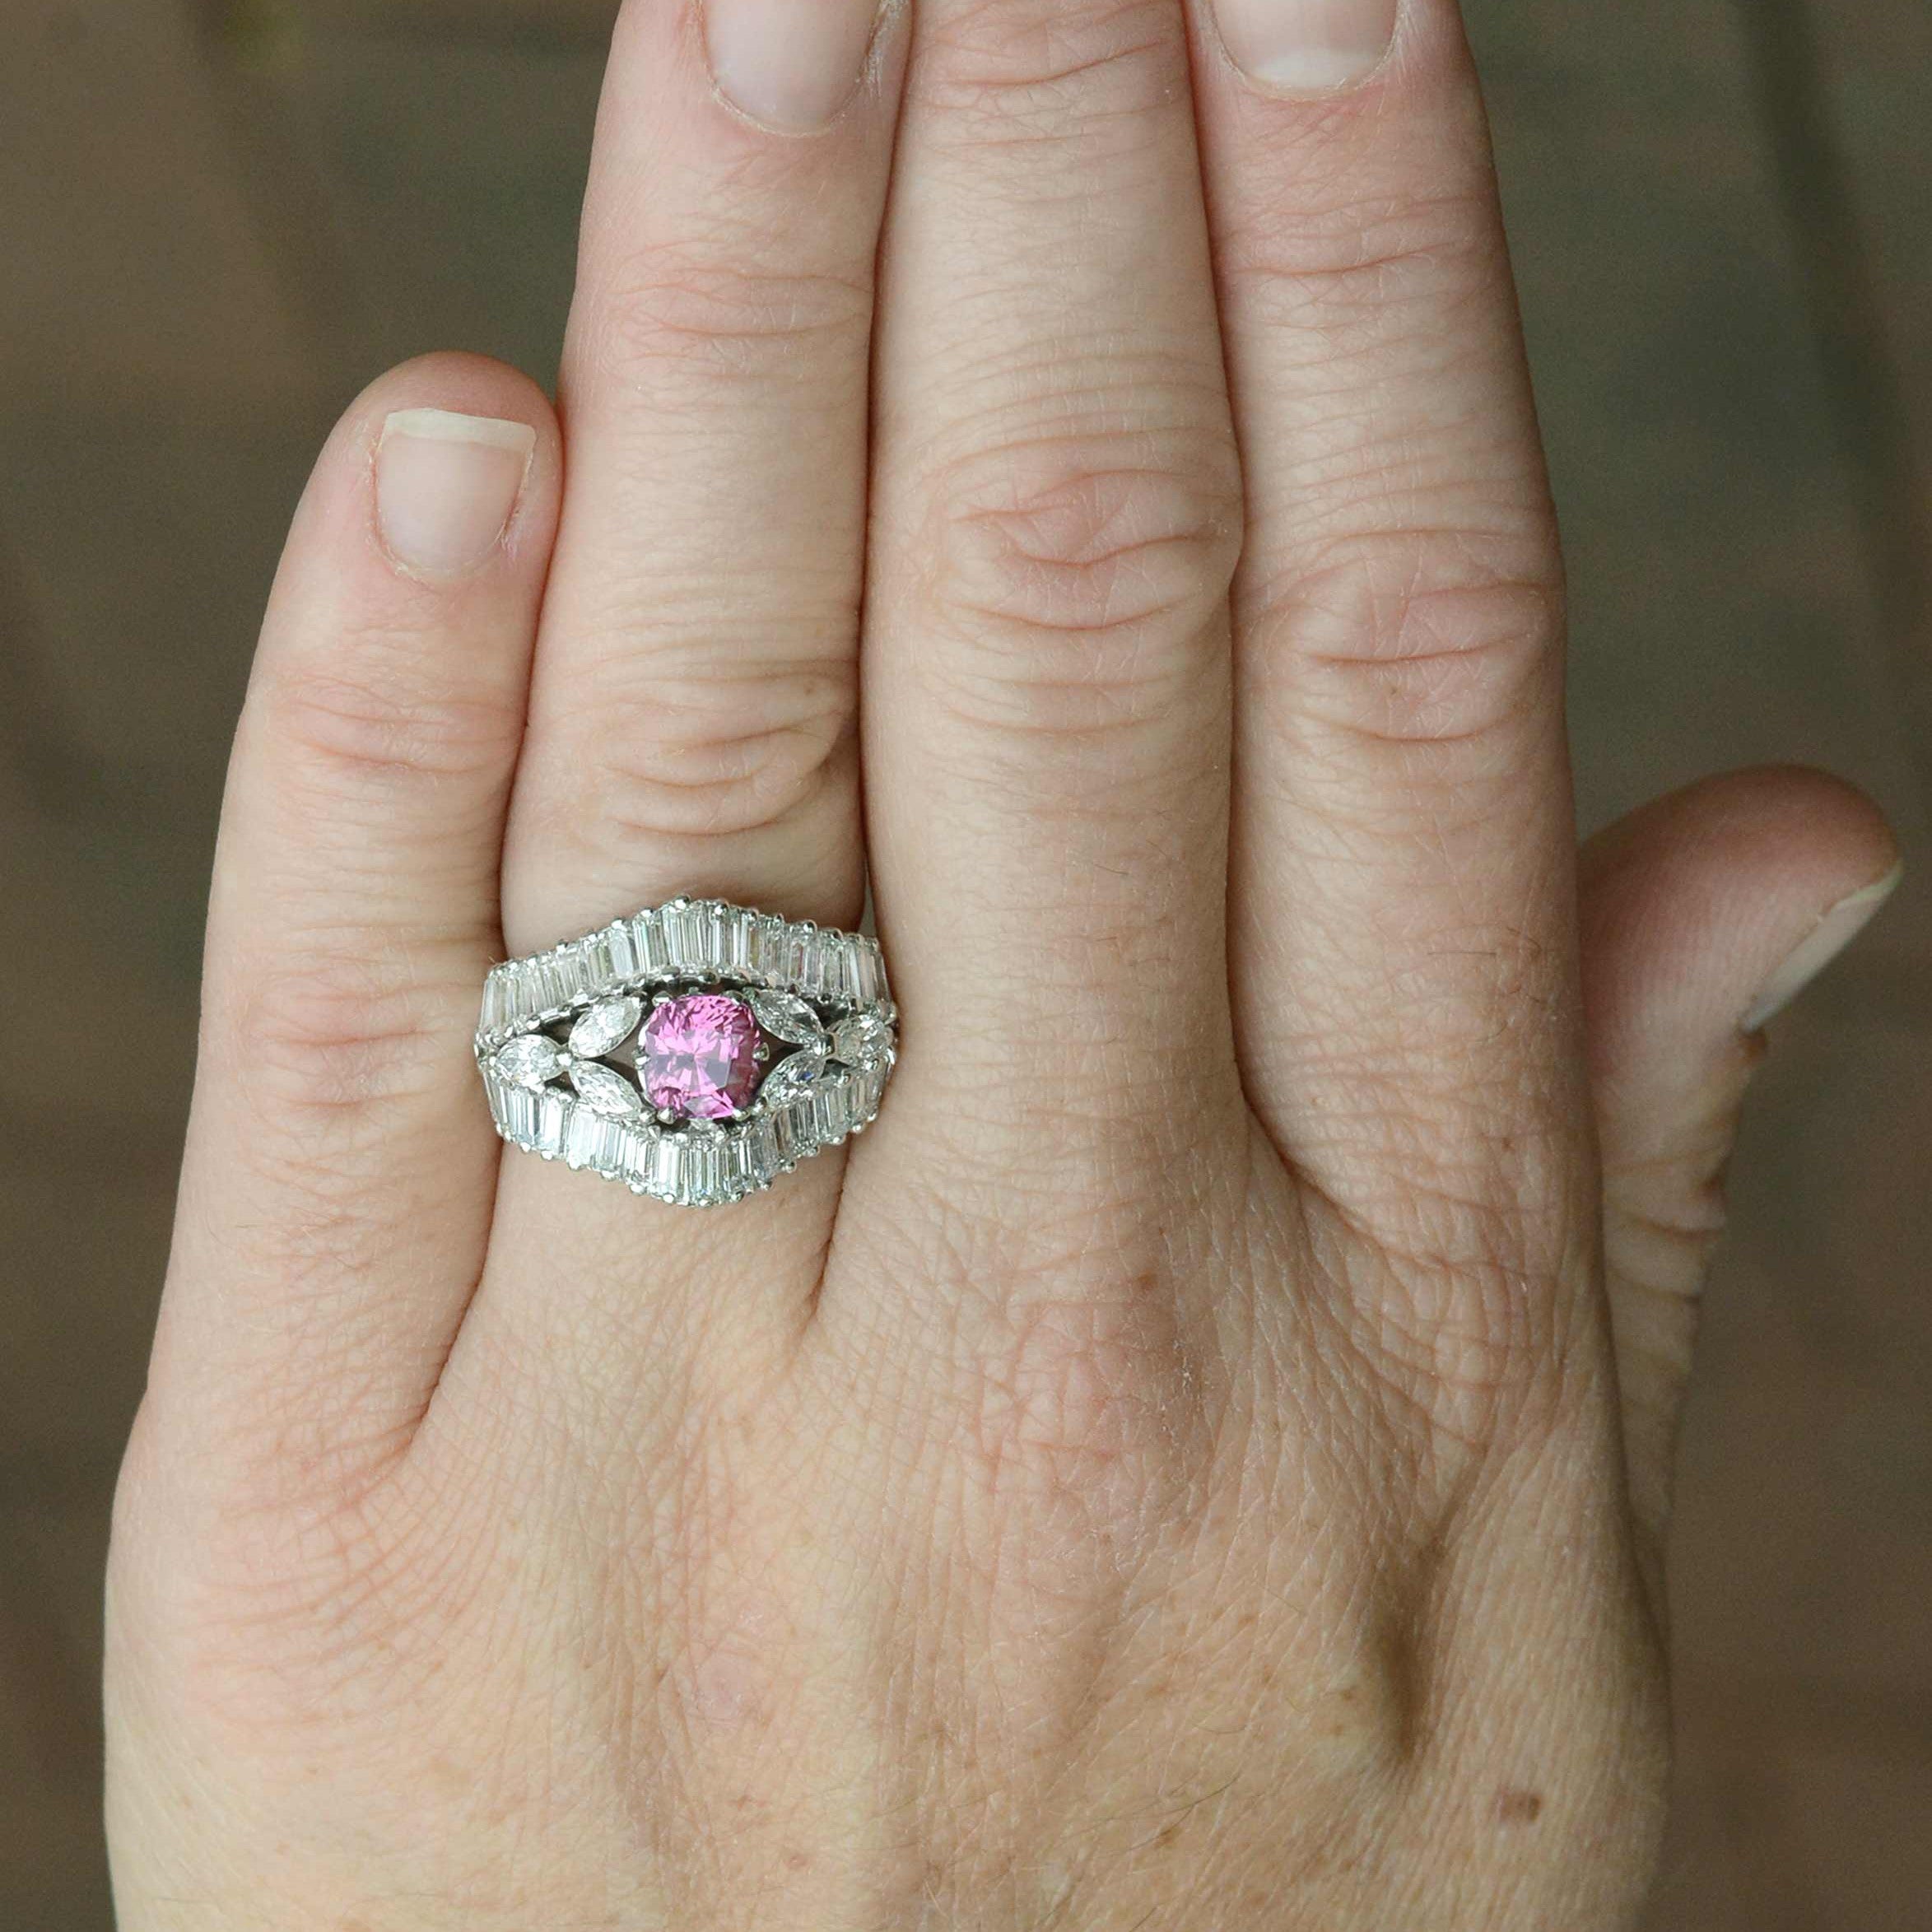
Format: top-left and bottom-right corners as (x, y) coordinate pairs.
(455, 2), (909, 1414)
(502, 0), (906, 945)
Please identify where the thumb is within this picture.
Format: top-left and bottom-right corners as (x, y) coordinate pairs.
(1580, 766), (1902, 1548)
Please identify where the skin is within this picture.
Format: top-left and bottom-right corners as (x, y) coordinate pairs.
(104, 2), (1900, 1926)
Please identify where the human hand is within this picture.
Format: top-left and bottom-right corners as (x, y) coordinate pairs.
(105, 1), (1900, 1925)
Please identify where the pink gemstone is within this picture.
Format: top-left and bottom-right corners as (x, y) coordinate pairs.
(641, 994), (761, 1121)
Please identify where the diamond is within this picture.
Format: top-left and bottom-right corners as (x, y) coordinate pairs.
(634, 910), (667, 975)
(747, 989), (827, 1050)
(641, 994), (761, 1121)
(661, 899), (700, 969)
(819, 942), (852, 1003)
(493, 1034), (565, 1088)
(570, 996), (644, 1060)
(570, 1059), (645, 1119)
(649, 1136), (681, 1196)
(851, 944), (881, 1005)
(752, 914), (788, 983)
(682, 1138), (722, 1206)
(831, 1012), (892, 1068)
(787, 926), (818, 990)
(757, 1050), (826, 1110)
(566, 1106), (605, 1169)
(696, 899), (727, 969)
(607, 919), (636, 977)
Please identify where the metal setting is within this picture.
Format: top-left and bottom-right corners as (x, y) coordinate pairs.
(477, 897), (896, 1208)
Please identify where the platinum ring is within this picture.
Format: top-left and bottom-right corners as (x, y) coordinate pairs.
(477, 897), (896, 1208)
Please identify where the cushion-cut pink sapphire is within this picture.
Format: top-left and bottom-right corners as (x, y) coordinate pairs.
(641, 994), (761, 1121)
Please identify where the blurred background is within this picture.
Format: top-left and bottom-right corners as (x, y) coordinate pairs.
(2, 1), (1928, 1925)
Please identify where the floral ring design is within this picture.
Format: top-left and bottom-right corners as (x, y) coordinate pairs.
(477, 897), (896, 1208)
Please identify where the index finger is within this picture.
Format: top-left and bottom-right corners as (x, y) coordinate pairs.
(151, 356), (560, 1493)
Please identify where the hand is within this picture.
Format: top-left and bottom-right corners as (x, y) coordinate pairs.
(105, 1), (1900, 1925)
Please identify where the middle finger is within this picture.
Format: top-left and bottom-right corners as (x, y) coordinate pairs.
(864, 0), (1245, 1185)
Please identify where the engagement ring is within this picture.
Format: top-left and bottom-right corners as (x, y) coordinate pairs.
(477, 898), (896, 1208)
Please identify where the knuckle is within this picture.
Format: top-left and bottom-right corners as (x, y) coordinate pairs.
(1255, 528), (1562, 752)
(876, 1045), (1243, 1500)
(554, 645), (855, 844)
(584, 247), (873, 395)
(1350, 1238), (1551, 1432)
(1602, 1157), (1734, 1303)
(961, 1290), (1185, 1536)
(254, 653), (523, 791)
(158, 1468), (485, 1752)
(916, 419), (1242, 739)
(921, 0), (1183, 123)
(864, 1185), (1208, 1575)
(1222, 180), (1506, 328)
(226, 947), (466, 1120)
(1303, 1115), (1591, 1459)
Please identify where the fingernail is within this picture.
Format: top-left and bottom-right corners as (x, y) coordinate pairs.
(704, 0), (881, 133)
(1214, 0), (1400, 92)
(1741, 862), (1904, 1031)
(375, 408), (537, 579)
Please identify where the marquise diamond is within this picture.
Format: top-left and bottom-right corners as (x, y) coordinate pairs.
(831, 1012), (892, 1068)
(570, 1060), (645, 1119)
(493, 1035), (565, 1088)
(747, 989), (828, 1050)
(757, 1050), (826, 1110)
(570, 996), (643, 1061)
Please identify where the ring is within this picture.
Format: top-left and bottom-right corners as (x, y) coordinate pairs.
(476, 897), (896, 1208)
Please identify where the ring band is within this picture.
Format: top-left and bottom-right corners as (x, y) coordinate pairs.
(477, 897), (896, 1208)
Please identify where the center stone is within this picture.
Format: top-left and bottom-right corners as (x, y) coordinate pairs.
(641, 994), (761, 1121)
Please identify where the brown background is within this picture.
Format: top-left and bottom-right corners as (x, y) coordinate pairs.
(3, 1), (1929, 1925)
